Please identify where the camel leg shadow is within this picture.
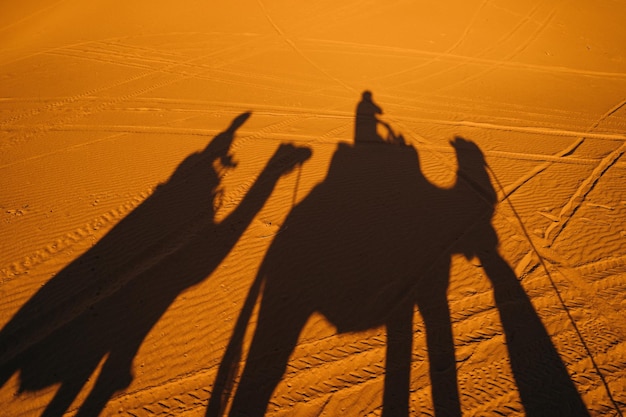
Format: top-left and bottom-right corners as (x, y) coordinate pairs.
(383, 303), (413, 417)
(227, 288), (310, 417)
(416, 259), (461, 417)
(479, 248), (589, 416)
(40, 366), (95, 417)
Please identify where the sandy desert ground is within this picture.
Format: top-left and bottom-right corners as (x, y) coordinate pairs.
(1, 1), (626, 416)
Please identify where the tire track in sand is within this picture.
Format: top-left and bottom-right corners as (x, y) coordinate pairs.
(372, 0), (548, 87)
(0, 32), (275, 152)
(491, 97), (626, 416)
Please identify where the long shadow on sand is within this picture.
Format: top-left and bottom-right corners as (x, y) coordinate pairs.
(207, 92), (590, 417)
(0, 113), (311, 417)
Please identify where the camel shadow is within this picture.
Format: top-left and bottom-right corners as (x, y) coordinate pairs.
(0, 112), (311, 417)
(207, 92), (590, 416)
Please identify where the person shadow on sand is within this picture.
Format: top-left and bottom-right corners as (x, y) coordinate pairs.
(0, 112), (311, 417)
(207, 93), (589, 417)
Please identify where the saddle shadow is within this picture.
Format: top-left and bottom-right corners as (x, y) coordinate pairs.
(0, 112), (311, 417)
(207, 92), (589, 416)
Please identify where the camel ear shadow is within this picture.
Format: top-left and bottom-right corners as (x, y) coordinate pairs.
(229, 112), (252, 132)
(450, 137), (484, 158)
(450, 136), (470, 147)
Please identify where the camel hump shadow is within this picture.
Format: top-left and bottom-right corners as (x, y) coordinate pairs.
(207, 93), (589, 417)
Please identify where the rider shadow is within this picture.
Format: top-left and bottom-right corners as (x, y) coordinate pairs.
(0, 113), (311, 417)
(207, 92), (589, 416)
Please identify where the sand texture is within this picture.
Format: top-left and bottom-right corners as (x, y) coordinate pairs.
(1, 1), (626, 416)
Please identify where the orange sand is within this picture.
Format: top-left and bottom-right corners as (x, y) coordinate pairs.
(1, 1), (625, 416)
